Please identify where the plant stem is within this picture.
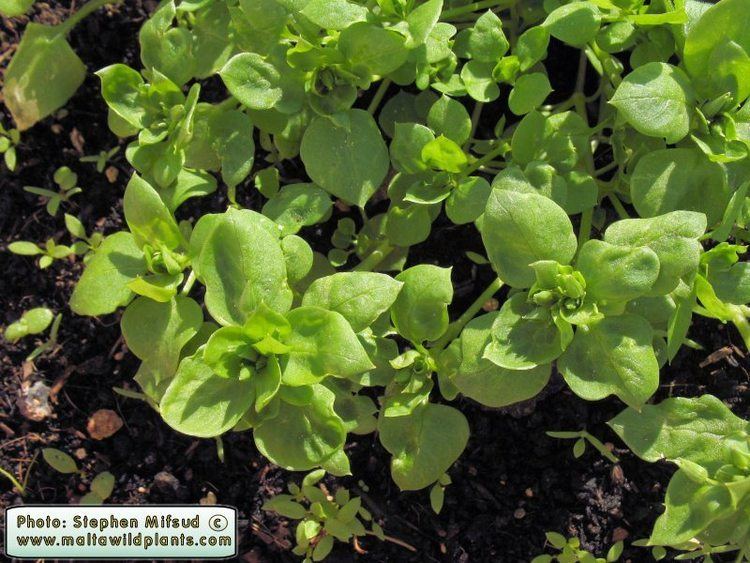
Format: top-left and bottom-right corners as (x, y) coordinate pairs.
(577, 207), (593, 247)
(608, 193), (630, 219)
(0, 466), (25, 496)
(367, 79), (392, 115)
(442, 0), (514, 19)
(463, 143), (506, 176)
(59, 0), (121, 36)
(465, 102), (484, 151)
(364, 531), (417, 552)
(431, 277), (504, 350)
(731, 309), (750, 351)
(181, 270), (197, 296)
(582, 431), (619, 463)
(354, 241), (393, 272)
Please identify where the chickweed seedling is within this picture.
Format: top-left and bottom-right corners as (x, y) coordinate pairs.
(262, 470), (385, 562)
(546, 430), (619, 463)
(80, 146), (120, 174)
(43, 448), (115, 504)
(24, 166), (83, 216)
(532, 533), (623, 563)
(0, 120), (20, 171)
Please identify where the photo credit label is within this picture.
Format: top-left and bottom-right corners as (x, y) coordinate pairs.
(5, 505), (237, 559)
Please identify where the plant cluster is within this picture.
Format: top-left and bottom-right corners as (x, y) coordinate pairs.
(4, 0), (750, 559)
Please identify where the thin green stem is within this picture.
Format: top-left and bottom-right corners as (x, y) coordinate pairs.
(367, 79), (392, 115)
(594, 161), (618, 177)
(731, 310), (750, 351)
(577, 207), (593, 247)
(0, 466), (25, 496)
(354, 241), (393, 272)
(431, 278), (504, 351)
(608, 193), (630, 219)
(442, 0), (514, 19)
(181, 270), (197, 296)
(59, 0), (121, 36)
(465, 102), (484, 151)
(462, 143), (506, 177)
(582, 431), (619, 464)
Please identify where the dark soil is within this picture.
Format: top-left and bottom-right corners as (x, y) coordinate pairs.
(1, 3), (748, 563)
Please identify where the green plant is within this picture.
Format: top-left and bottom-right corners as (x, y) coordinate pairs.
(546, 430), (619, 463)
(610, 395), (750, 561)
(0, 121), (20, 171)
(3, 307), (54, 344)
(533, 533), (623, 563)
(80, 146), (120, 173)
(2, 0), (122, 131)
(24, 166), (83, 216)
(8, 237), (84, 269)
(45, 0), (750, 547)
(262, 470), (386, 561)
(42, 448), (115, 504)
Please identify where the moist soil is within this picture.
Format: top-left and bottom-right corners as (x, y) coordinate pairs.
(0, 3), (748, 562)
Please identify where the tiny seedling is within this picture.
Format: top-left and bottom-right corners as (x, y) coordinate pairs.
(262, 470), (388, 561)
(0, 121), (20, 171)
(546, 430), (620, 463)
(43, 448), (115, 504)
(80, 146), (120, 173)
(8, 238), (83, 269)
(532, 533), (623, 563)
(24, 166), (83, 216)
(3, 307), (54, 344)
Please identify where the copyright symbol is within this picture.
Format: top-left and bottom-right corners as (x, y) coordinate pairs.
(209, 514), (228, 532)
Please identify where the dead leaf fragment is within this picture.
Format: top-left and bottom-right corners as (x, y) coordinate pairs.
(87, 409), (123, 440)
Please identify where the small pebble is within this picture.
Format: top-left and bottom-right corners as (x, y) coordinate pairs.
(513, 508), (526, 519)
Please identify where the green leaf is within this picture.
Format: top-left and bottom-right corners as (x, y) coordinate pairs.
(609, 394), (750, 472)
(262, 495), (307, 519)
(684, 0), (750, 101)
(0, 0), (33, 17)
(610, 63), (695, 144)
(70, 232), (147, 316)
(427, 95), (472, 146)
(282, 307), (374, 386)
(312, 534), (334, 561)
(339, 23), (409, 76)
(379, 403), (469, 491)
(543, 2), (601, 47)
(121, 296), (204, 400)
(651, 468), (733, 546)
(123, 174), (184, 251)
(391, 265), (453, 344)
(630, 148), (729, 226)
(421, 135), (468, 173)
(559, 315), (659, 409)
(430, 483), (445, 513)
(3, 23), (86, 131)
(509, 73), (552, 115)
(254, 384), (346, 470)
(484, 293), (563, 369)
(445, 176), (492, 225)
(577, 240), (660, 304)
(300, 0), (367, 30)
(262, 183), (332, 237)
(603, 211), (706, 296)
(96, 64), (147, 129)
(194, 208), (292, 326)
(160, 355), (255, 437)
(482, 189), (577, 288)
(467, 10), (509, 62)
(20, 308), (55, 334)
(516, 26), (550, 72)
(301, 272), (403, 333)
(42, 448), (78, 474)
(405, 0), (443, 47)
(210, 109), (256, 189)
(301, 110), (390, 208)
(90, 472), (115, 501)
(461, 60), (499, 102)
(447, 312), (551, 407)
(220, 53), (282, 110)
(139, 1), (194, 86)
